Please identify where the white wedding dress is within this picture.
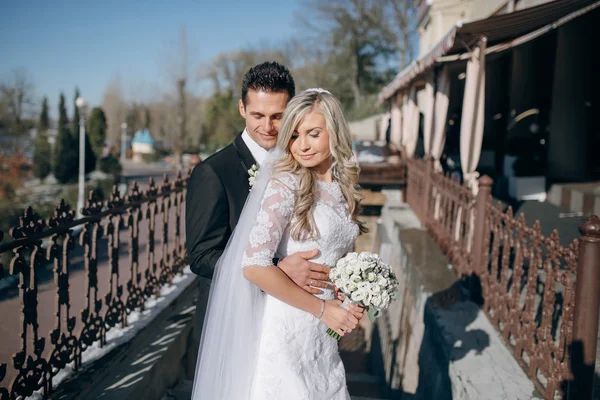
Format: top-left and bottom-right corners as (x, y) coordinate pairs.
(241, 173), (359, 400)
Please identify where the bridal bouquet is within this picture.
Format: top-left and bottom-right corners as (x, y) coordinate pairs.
(327, 251), (399, 340)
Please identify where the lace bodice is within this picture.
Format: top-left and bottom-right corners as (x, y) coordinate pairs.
(243, 173), (357, 399)
(242, 174), (359, 270)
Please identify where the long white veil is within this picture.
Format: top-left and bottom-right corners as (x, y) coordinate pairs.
(191, 146), (285, 400)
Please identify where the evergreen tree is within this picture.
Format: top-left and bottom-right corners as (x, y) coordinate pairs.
(84, 131), (96, 173)
(70, 88), (96, 174)
(39, 97), (50, 131)
(54, 93), (78, 183)
(33, 130), (52, 179)
(72, 87), (80, 140)
(87, 107), (107, 157)
(33, 97), (52, 179)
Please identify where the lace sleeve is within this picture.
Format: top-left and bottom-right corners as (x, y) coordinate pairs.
(241, 176), (295, 268)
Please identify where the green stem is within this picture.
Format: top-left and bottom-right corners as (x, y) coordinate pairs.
(326, 327), (341, 341)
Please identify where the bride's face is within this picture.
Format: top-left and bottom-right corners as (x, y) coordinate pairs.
(289, 109), (331, 172)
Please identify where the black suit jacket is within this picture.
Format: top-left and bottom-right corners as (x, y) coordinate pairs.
(186, 132), (256, 279)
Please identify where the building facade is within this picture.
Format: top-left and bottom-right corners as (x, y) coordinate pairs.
(381, 0), (599, 205)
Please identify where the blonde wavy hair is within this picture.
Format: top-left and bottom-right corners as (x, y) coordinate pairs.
(274, 90), (367, 240)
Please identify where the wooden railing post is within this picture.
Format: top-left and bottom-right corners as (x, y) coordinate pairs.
(423, 155), (434, 222)
(570, 215), (600, 399)
(471, 175), (493, 274)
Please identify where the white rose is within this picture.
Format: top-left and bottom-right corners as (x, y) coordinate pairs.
(248, 176), (255, 184)
(369, 283), (381, 295)
(334, 279), (345, 289)
(357, 281), (369, 290)
(380, 291), (390, 309)
(350, 289), (367, 303)
(371, 294), (383, 308)
(345, 252), (358, 261)
(360, 261), (374, 272)
(346, 260), (360, 275)
(362, 292), (372, 307)
(343, 281), (357, 293)
(377, 276), (388, 287)
(367, 272), (377, 282)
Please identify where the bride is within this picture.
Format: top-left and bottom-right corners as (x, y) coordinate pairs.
(192, 88), (367, 399)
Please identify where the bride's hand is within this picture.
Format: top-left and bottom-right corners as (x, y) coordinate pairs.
(334, 288), (365, 321)
(319, 300), (359, 337)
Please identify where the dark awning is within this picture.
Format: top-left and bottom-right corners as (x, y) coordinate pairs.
(379, 0), (597, 102)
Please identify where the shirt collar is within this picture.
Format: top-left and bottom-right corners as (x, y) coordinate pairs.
(241, 129), (269, 166)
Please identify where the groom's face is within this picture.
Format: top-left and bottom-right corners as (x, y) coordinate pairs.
(239, 89), (289, 150)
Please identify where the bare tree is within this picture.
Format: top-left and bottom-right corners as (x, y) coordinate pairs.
(298, 0), (394, 109)
(381, 0), (418, 70)
(0, 68), (36, 136)
(293, 0), (418, 112)
(174, 28), (188, 169)
(102, 74), (127, 153)
(200, 45), (291, 98)
(158, 26), (196, 169)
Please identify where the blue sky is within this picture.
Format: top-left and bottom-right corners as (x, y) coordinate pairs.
(0, 0), (301, 117)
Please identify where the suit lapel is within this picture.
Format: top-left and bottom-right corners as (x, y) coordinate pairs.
(232, 132), (257, 173)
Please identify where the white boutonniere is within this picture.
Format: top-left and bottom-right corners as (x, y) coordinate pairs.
(248, 164), (259, 190)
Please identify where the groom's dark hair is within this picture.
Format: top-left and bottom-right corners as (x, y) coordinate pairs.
(241, 61), (295, 107)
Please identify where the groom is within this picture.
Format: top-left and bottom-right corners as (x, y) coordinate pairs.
(186, 62), (331, 348)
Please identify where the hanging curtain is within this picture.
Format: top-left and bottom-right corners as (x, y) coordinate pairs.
(423, 73), (435, 157)
(432, 66), (451, 171)
(403, 85), (420, 158)
(459, 39), (487, 194)
(390, 95), (402, 146)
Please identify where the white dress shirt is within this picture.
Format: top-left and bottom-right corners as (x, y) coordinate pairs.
(241, 129), (269, 166)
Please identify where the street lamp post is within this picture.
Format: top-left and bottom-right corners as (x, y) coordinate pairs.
(75, 97), (88, 219)
(121, 122), (128, 163)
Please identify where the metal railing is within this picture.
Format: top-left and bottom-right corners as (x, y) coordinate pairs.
(0, 173), (188, 399)
(406, 156), (600, 399)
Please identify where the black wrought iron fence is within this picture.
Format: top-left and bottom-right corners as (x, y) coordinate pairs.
(0, 172), (188, 399)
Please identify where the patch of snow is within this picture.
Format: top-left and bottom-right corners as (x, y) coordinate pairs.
(357, 152), (385, 164)
(88, 170), (110, 181)
(27, 266), (196, 399)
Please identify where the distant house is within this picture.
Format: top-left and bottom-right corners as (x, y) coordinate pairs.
(131, 129), (155, 162)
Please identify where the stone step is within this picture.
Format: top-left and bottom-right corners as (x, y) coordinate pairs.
(160, 379), (193, 400)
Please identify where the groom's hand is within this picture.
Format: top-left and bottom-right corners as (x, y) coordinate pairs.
(278, 249), (330, 295)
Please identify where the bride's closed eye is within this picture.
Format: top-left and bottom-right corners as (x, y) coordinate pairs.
(309, 128), (321, 138)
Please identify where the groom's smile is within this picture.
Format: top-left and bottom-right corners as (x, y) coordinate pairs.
(239, 89), (289, 151)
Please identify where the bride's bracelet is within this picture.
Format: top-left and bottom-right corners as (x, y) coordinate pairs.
(317, 300), (325, 320)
